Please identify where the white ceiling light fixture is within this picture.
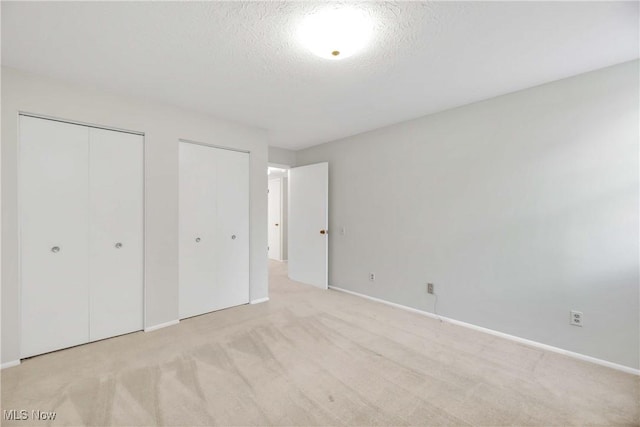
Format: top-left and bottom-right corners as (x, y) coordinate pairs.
(297, 7), (374, 60)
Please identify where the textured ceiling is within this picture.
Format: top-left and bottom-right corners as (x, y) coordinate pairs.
(2, 1), (638, 150)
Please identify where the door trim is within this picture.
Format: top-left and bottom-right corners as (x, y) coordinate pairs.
(19, 111), (144, 136)
(178, 138), (250, 154)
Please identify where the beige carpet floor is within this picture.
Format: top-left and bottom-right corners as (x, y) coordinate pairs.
(1, 260), (638, 426)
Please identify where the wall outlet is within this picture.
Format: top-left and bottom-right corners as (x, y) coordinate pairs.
(427, 283), (434, 294)
(570, 310), (583, 327)
(369, 273), (375, 281)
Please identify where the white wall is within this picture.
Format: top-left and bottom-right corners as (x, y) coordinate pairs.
(296, 60), (639, 369)
(1, 67), (269, 364)
(268, 146), (296, 167)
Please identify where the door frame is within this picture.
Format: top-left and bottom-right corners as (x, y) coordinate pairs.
(177, 138), (252, 314)
(17, 112), (146, 358)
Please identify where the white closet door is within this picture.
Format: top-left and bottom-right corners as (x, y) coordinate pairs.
(215, 148), (250, 309)
(89, 128), (143, 341)
(20, 116), (90, 358)
(179, 142), (219, 318)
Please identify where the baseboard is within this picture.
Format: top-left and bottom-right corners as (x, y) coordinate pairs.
(144, 319), (179, 333)
(250, 297), (270, 304)
(328, 285), (640, 376)
(1, 360), (21, 370)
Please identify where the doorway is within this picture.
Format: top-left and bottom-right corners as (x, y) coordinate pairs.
(267, 162), (329, 290)
(268, 166), (288, 261)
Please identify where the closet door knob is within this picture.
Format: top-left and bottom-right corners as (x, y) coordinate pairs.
(51, 246), (60, 253)
(231, 235), (237, 240)
(115, 242), (123, 249)
(195, 237), (201, 242)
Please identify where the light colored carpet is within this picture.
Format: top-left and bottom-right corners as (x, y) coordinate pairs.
(1, 260), (638, 426)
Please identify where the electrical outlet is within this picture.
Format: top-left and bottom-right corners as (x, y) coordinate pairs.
(369, 273), (375, 281)
(427, 283), (434, 294)
(570, 310), (583, 327)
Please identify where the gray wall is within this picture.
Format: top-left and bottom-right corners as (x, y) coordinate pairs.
(268, 146), (296, 167)
(297, 60), (639, 369)
(1, 67), (269, 364)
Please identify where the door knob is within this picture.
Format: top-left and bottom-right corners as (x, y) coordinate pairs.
(115, 242), (123, 249)
(195, 237), (201, 242)
(275, 223), (279, 226)
(320, 229), (327, 235)
(51, 246), (60, 253)
(231, 235), (237, 240)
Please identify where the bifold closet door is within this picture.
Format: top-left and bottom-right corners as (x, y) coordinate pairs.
(21, 115), (144, 358)
(89, 128), (143, 341)
(179, 142), (219, 319)
(20, 116), (90, 358)
(179, 142), (249, 319)
(216, 148), (250, 308)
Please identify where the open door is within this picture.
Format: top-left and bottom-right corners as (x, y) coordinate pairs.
(288, 162), (328, 289)
(268, 178), (282, 260)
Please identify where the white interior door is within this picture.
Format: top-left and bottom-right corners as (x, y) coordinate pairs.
(89, 128), (143, 341)
(20, 116), (90, 357)
(179, 142), (219, 319)
(268, 178), (282, 260)
(288, 162), (328, 289)
(179, 142), (250, 318)
(215, 148), (250, 309)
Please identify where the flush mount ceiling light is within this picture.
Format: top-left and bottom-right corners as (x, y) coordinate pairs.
(297, 8), (373, 60)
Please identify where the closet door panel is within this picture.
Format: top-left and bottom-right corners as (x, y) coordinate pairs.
(215, 149), (250, 308)
(20, 116), (90, 358)
(179, 142), (219, 319)
(89, 128), (144, 341)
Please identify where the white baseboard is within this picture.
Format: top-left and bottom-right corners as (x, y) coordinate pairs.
(144, 319), (179, 333)
(328, 285), (640, 376)
(1, 360), (21, 370)
(250, 297), (270, 304)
